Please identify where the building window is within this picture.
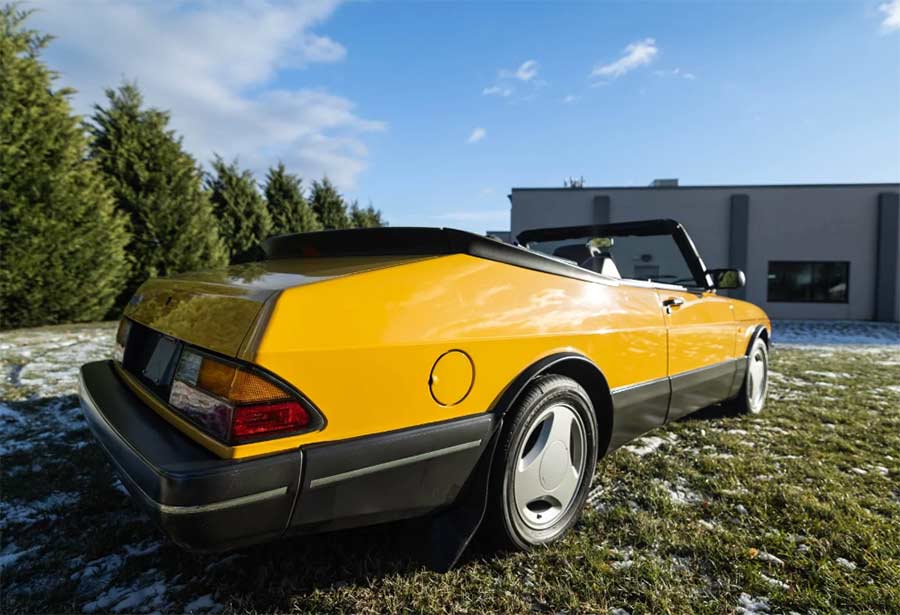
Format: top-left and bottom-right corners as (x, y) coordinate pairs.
(767, 261), (850, 303)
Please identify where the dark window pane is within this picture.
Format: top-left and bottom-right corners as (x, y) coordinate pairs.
(767, 261), (849, 303)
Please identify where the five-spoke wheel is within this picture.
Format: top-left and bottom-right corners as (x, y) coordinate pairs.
(486, 375), (598, 549)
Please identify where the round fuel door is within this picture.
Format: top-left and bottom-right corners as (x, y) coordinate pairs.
(429, 350), (474, 406)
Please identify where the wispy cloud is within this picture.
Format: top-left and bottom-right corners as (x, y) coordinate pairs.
(592, 38), (658, 79)
(501, 59), (539, 82)
(467, 127), (487, 144)
(654, 67), (696, 80)
(482, 85), (513, 97)
(32, 0), (382, 189)
(880, 0), (900, 31)
(562, 94), (580, 104)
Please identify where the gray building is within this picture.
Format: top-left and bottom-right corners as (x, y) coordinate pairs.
(509, 181), (900, 322)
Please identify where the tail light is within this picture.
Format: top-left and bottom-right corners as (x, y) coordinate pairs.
(113, 319), (131, 363)
(168, 349), (315, 444)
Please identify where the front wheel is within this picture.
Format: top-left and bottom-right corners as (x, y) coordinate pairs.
(485, 375), (598, 549)
(730, 337), (769, 414)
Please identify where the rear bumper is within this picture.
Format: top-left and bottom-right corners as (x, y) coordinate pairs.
(78, 360), (495, 551)
(78, 361), (302, 551)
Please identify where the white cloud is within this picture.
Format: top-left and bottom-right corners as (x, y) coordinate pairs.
(467, 127), (486, 144)
(654, 67), (696, 80)
(880, 0), (900, 31)
(482, 85), (513, 97)
(32, 0), (383, 189)
(500, 59), (539, 82)
(508, 59), (539, 82)
(562, 95), (580, 104)
(592, 38), (658, 78)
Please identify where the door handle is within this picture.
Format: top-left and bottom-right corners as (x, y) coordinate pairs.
(662, 297), (685, 308)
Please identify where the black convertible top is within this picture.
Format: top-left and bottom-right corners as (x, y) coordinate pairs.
(261, 221), (711, 288)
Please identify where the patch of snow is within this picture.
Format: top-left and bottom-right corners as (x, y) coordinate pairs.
(609, 609), (631, 615)
(836, 557), (857, 571)
(0, 491), (81, 529)
(622, 436), (666, 457)
(698, 520), (717, 531)
(736, 504), (749, 515)
(184, 594), (221, 613)
(655, 479), (701, 505)
(772, 320), (900, 347)
(0, 543), (40, 567)
(871, 465), (890, 476)
(736, 593), (769, 614)
(803, 370), (850, 379)
(849, 467), (867, 476)
(755, 551), (785, 566)
(82, 569), (168, 614)
(759, 573), (789, 589)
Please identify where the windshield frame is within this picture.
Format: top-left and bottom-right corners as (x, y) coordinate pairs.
(516, 218), (712, 291)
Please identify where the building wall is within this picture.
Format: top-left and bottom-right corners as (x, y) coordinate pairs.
(510, 184), (900, 321)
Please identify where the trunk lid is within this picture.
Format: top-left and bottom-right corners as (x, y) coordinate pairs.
(123, 255), (429, 357)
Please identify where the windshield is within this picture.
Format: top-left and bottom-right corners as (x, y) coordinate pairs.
(525, 233), (702, 288)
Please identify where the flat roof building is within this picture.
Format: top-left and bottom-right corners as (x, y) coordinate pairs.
(509, 181), (900, 322)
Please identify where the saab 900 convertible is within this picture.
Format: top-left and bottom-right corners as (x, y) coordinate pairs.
(79, 219), (770, 565)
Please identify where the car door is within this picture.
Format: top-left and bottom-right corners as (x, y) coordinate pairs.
(659, 288), (737, 421)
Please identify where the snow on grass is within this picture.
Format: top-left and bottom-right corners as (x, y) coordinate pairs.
(835, 557), (857, 571)
(773, 320), (900, 347)
(622, 436), (666, 457)
(803, 370), (850, 379)
(0, 491), (81, 529)
(759, 573), (790, 589)
(754, 551), (785, 566)
(0, 543), (40, 567)
(736, 593), (770, 614)
(82, 569), (169, 614)
(184, 593), (223, 613)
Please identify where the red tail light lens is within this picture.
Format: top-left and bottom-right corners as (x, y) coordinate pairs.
(232, 401), (309, 442)
(169, 349), (317, 444)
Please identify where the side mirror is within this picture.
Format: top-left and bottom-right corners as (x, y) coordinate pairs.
(708, 268), (746, 290)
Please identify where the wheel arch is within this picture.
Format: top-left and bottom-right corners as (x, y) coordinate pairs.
(489, 352), (613, 457)
(746, 324), (769, 354)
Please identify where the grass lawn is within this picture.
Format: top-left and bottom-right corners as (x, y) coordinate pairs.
(1, 323), (899, 614)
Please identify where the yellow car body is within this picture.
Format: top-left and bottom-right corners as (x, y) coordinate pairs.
(79, 221), (770, 558)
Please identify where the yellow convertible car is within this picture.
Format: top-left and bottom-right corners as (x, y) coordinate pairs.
(79, 219), (770, 567)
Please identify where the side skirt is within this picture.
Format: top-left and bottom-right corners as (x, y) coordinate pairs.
(667, 359), (741, 422)
(606, 358), (744, 453)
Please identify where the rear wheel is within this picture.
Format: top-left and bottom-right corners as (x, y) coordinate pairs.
(486, 375), (598, 549)
(731, 337), (769, 414)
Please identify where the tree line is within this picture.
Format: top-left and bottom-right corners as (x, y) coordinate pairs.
(0, 6), (385, 329)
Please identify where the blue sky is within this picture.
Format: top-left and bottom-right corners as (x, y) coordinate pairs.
(34, 1), (900, 232)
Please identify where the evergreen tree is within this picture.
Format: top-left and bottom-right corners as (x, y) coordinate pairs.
(89, 82), (227, 304)
(310, 177), (350, 230)
(207, 156), (272, 260)
(264, 162), (320, 235)
(349, 200), (387, 228)
(0, 6), (128, 328)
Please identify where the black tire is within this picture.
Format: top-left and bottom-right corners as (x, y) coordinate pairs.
(729, 337), (769, 414)
(485, 374), (599, 550)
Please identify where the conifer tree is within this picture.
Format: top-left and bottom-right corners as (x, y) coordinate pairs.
(310, 177), (350, 230)
(89, 82), (227, 304)
(207, 156), (272, 260)
(264, 162), (320, 235)
(0, 6), (128, 328)
(349, 199), (387, 228)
